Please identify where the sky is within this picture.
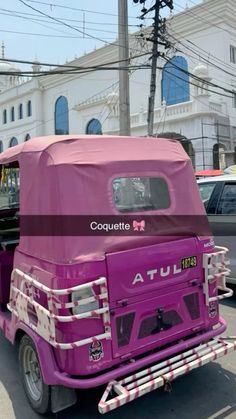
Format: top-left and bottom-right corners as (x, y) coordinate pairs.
(0, 0), (202, 68)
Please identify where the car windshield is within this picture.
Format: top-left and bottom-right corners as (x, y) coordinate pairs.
(0, 167), (20, 209)
(198, 182), (216, 207)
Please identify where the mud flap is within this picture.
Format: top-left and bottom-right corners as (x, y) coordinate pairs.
(51, 385), (77, 413)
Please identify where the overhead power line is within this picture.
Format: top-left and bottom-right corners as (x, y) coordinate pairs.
(174, 1), (236, 39)
(134, 26), (236, 98)
(133, 0), (173, 136)
(0, 64), (151, 78)
(0, 51), (150, 71)
(174, 45), (236, 91)
(23, 0), (141, 19)
(18, 0), (116, 44)
(162, 66), (233, 99)
(18, 0), (149, 57)
(3, 6), (94, 39)
(0, 7), (138, 27)
(166, 30), (236, 80)
(8, 62), (145, 140)
(162, 55), (235, 97)
(0, 9), (121, 35)
(162, 65), (236, 122)
(0, 28), (114, 40)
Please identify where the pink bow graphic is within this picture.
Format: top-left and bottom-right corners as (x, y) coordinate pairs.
(133, 220), (145, 231)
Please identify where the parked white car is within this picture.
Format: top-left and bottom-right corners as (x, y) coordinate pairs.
(198, 175), (236, 285)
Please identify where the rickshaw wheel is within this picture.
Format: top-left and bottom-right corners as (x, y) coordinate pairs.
(19, 335), (51, 414)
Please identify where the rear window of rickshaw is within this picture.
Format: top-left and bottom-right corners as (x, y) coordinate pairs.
(112, 177), (170, 212)
(0, 167), (20, 209)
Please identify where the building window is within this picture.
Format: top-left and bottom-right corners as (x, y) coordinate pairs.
(230, 45), (236, 63)
(181, 140), (195, 170)
(9, 137), (18, 147)
(213, 143), (226, 169)
(3, 109), (7, 124)
(161, 56), (190, 106)
(233, 92), (236, 108)
(11, 106), (15, 122)
(18, 103), (23, 119)
(0, 141), (3, 153)
(54, 96), (69, 135)
(25, 133), (31, 141)
(86, 118), (102, 135)
(27, 100), (32, 117)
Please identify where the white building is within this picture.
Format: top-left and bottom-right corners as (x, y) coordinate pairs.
(0, 0), (236, 170)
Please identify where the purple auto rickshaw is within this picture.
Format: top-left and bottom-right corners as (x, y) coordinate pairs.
(0, 135), (235, 414)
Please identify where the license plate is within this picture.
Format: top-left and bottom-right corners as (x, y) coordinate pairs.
(181, 256), (197, 270)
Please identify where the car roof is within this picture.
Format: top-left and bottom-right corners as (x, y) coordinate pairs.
(197, 174), (236, 183)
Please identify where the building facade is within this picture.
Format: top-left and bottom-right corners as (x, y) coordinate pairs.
(0, 0), (236, 170)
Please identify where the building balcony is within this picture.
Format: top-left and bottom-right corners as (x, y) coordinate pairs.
(105, 97), (224, 134)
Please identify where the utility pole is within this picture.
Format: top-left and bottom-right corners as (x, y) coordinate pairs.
(147, 3), (160, 136)
(216, 121), (220, 169)
(201, 119), (205, 170)
(118, 0), (131, 136)
(134, 0), (173, 136)
(147, 0), (173, 136)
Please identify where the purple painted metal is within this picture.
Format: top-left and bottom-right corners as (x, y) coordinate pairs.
(0, 136), (232, 412)
(0, 251), (14, 305)
(8, 236), (223, 377)
(16, 317), (226, 389)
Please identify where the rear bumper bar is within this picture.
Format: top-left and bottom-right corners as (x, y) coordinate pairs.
(51, 317), (227, 389)
(98, 337), (236, 414)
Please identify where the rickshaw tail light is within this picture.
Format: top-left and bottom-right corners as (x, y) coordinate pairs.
(71, 287), (99, 315)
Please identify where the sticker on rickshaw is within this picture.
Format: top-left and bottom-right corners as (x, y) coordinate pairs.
(89, 340), (104, 362)
(181, 256), (197, 269)
(209, 301), (218, 318)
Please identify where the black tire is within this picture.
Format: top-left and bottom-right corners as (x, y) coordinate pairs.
(19, 334), (51, 415)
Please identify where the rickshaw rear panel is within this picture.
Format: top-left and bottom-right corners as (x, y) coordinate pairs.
(9, 236), (220, 377)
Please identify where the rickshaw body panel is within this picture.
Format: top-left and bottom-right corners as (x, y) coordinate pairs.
(0, 136), (232, 399)
(11, 236), (219, 377)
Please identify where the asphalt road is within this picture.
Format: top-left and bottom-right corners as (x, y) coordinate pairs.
(0, 297), (236, 419)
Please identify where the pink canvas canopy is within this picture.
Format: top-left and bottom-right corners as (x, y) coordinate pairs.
(0, 135), (206, 263)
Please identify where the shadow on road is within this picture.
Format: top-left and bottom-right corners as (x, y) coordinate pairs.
(220, 291), (236, 309)
(56, 361), (236, 419)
